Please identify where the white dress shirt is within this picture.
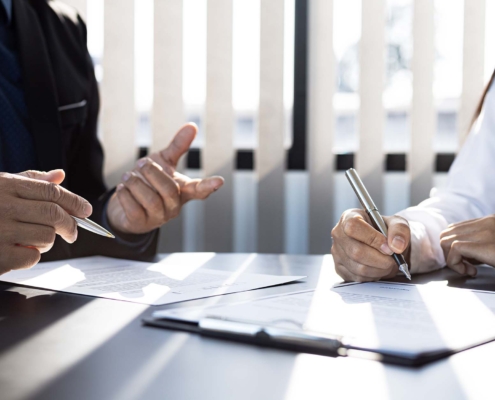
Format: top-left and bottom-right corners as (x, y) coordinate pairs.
(397, 81), (495, 274)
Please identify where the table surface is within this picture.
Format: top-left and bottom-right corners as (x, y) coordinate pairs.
(2, 253), (495, 400)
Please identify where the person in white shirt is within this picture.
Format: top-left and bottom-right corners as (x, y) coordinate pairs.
(331, 75), (495, 282)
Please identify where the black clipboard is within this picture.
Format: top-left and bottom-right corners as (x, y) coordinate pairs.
(143, 312), (488, 367)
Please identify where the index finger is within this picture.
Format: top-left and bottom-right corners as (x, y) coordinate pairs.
(13, 177), (92, 218)
(341, 210), (393, 256)
(447, 217), (481, 229)
(159, 123), (197, 168)
(178, 174), (224, 203)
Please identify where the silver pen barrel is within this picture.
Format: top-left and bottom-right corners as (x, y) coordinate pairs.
(345, 168), (378, 213)
(345, 168), (411, 280)
(72, 216), (115, 239)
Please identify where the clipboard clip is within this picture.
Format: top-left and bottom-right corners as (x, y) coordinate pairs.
(199, 317), (345, 356)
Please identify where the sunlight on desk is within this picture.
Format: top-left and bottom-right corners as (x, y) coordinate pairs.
(419, 282), (495, 399)
(418, 283), (495, 349)
(314, 254), (340, 289)
(283, 354), (390, 400)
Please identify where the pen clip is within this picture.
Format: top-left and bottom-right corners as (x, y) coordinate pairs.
(199, 317), (343, 353)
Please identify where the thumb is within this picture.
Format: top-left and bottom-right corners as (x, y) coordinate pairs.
(17, 169), (66, 185)
(159, 123), (197, 168)
(383, 215), (411, 254)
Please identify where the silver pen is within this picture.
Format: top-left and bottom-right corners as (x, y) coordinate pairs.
(72, 216), (115, 239)
(345, 168), (411, 280)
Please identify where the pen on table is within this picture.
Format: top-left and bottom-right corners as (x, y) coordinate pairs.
(345, 168), (411, 280)
(71, 216), (115, 239)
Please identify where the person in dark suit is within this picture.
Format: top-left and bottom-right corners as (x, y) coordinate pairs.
(0, 0), (224, 275)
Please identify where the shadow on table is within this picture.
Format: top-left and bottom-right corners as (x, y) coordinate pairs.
(387, 264), (495, 292)
(0, 283), (93, 355)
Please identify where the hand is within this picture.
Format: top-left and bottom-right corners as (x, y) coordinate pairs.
(107, 123), (224, 235)
(331, 209), (411, 282)
(440, 216), (495, 277)
(0, 170), (92, 275)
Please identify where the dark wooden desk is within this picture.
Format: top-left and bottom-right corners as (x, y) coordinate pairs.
(1, 254), (495, 400)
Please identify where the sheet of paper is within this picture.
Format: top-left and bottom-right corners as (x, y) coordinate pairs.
(0, 255), (305, 306)
(155, 282), (495, 356)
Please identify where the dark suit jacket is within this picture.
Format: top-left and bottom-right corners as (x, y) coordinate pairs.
(13, 0), (158, 261)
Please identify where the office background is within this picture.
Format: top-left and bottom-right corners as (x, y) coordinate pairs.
(64, 0), (493, 255)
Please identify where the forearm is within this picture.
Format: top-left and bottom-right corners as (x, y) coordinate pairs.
(398, 192), (487, 274)
(397, 79), (495, 274)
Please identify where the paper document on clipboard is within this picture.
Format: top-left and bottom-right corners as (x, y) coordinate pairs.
(149, 281), (495, 365)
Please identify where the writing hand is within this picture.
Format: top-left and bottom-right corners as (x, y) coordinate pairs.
(107, 123), (224, 235)
(331, 209), (411, 282)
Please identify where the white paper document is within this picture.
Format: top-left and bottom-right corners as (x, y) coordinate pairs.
(155, 282), (495, 356)
(0, 255), (305, 306)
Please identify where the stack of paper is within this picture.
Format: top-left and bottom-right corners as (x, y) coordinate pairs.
(0, 255), (305, 306)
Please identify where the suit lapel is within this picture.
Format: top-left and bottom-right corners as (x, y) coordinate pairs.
(13, 0), (63, 171)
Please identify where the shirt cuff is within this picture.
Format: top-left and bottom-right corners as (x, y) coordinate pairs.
(396, 209), (447, 275)
(406, 220), (444, 274)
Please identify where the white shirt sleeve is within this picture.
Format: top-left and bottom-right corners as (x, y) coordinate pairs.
(397, 82), (495, 274)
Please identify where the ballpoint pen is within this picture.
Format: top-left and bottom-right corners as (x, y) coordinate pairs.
(345, 168), (411, 280)
(71, 216), (115, 239)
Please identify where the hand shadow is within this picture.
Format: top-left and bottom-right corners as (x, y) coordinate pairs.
(385, 265), (495, 292)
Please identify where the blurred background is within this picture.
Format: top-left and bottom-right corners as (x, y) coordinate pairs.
(65, 0), (495, 255)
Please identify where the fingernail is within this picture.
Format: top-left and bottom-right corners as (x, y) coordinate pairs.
(122, 172), (131, 182)
(183, 124), (197, 136)
(380, 243), (393, 255)
(137, 158), (147, 168)
(211, 176), (224, 191)
(83, 203), (93, 216)
(116, 183), (124, 192)
(391, 236), (406, 253)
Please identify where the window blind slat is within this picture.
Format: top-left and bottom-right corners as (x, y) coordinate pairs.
(102, 0), (136, 187)
(204, 0), (234, 252)
(307, 0), (335, 254)
(410, 0), (435, 205)
(357, 0), (386, 210)
(153, 0), (184, 252)
(459, 0), (486, 143)
(257, 0), (286, 253)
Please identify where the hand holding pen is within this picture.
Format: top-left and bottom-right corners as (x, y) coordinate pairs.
(0, 169), (113, 276)
(331, 169), (412, 282)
